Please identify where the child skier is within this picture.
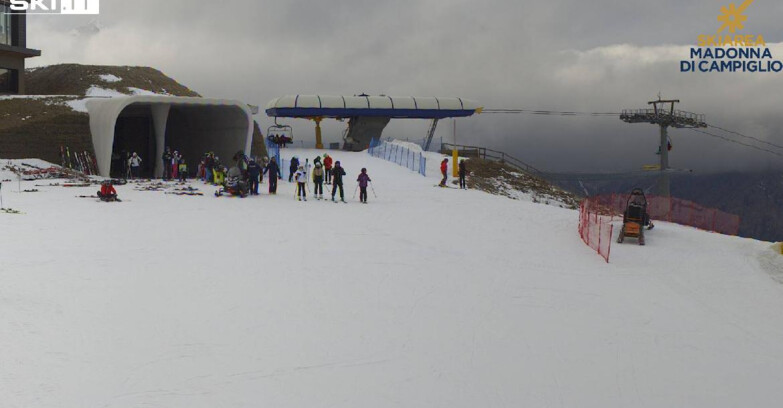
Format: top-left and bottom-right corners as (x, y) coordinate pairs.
(213, 165), (226, 186)
(178, 159), (188, 182)
(294, 165), (308, 201)
(357, 168), (372, 204)
(312, 162), (325, 200)
(97, 180), (118, 202)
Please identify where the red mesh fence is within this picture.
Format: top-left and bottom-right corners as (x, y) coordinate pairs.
(578, 200), (614, 263)
(593, 194), (741, 236)
(578, 194), (740, 263)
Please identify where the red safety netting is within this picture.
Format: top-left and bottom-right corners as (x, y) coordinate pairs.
(578, 200), (615, 263)
(590, 194), (741, 236)
(578, 194), (740, 263)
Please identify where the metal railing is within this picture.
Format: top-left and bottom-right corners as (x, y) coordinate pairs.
(440, 142), (541, 175)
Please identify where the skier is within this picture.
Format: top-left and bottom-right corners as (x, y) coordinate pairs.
(264, 156), (281, 194)
(97, 180), (118, 202)
(357, 168), (372, 204)
(171, 150), (180, 180)
(331, 161), (347, 202)
(261, 156), (270, 183)
(214, 163), (226, 186)
(212, 157), (223, 185)
(178, 158), (188, 182)
(294, 165), (308, 201)
(247, 158), (262, 195)
(324, 154), (334, 185)
(129, 152), (142, 179)
(204, 153), (214, 184)
(312, 162), (325, 200)
(197, 156), (206, 180)
(162, 147), (172, 180)
(289, 156), (300, 183)
(439, 158), (449, 187)
(459, 159), (467, 189)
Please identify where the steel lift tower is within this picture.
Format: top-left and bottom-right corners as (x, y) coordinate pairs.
(621, 98), (706, 197)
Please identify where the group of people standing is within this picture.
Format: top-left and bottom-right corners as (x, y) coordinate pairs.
(290, 154), (361, 203)
(162, 147), (188, 182)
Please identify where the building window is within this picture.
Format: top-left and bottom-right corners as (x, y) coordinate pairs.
(0, 3), (13, 46)
(0, 67), (18, 93)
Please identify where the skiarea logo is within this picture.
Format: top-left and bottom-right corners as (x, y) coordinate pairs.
(680, 0), (782, 73)
(9, 0), (100, 15)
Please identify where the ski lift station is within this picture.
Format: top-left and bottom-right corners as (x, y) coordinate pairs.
(86, 96), (254, 178)
(265, 95), (482, 151)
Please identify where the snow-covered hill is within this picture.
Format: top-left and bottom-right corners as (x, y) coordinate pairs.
(1, 150), (782, 407)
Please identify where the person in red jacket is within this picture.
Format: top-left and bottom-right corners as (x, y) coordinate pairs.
(97, 180), (118, 202)
(439, 158), (449, 187)
(323, 154), (334, 185)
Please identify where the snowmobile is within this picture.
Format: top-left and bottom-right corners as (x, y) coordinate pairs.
(616, 188), (654, 246)
(215, 176), (248, 198)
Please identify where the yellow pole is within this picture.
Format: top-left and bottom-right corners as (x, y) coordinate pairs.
(314, 118), (324, 149)
(452, 119), (459, 177)
(453, 149), (459, 177)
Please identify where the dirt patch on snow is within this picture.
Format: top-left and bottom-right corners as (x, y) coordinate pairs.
(462, 158), (580, 209)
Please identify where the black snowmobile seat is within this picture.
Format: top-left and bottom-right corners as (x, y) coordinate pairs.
(625, 203), (645, 221)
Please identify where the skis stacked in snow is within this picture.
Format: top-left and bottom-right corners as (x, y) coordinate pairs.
(60, 146), (99, 175)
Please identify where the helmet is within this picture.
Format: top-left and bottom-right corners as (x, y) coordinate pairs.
(335, 161), (341, 165)
(361, 168), (367, 172)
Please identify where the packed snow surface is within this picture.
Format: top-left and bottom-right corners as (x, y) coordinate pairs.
(1, 150), (783, 407)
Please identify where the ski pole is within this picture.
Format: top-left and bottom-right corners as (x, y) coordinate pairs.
(369, 181), (378, 198)
(0, 182), (3, 208)
(352, 184), (359, 199)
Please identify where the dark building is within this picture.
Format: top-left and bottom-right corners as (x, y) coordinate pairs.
(0, 0), (40, 94)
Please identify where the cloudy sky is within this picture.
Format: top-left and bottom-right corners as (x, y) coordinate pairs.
(25, 0), (783, 173)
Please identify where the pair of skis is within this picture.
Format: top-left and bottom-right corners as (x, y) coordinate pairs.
(77, 195), (123, 202)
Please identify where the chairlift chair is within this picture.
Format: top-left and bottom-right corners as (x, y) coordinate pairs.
(267, 119), (293, 147)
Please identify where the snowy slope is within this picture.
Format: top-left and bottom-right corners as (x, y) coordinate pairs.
(1, 149), (782, 408)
